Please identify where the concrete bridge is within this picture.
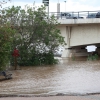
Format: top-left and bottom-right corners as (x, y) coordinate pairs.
(57, 18), (100, 58)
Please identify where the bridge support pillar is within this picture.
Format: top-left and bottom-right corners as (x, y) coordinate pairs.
(62, 26), (72, 58)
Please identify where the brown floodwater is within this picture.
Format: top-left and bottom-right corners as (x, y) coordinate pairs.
(0, 58), (100, 96)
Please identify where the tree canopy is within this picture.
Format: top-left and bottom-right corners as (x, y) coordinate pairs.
(0, 5), (66, 68)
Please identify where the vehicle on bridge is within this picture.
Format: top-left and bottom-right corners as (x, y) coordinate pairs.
(87, 12), (100, 18)
(60, 12), (83, 19)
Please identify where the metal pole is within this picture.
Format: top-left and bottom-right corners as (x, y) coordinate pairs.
(48, 4), (49, 19)
(14, 57), (17, 70)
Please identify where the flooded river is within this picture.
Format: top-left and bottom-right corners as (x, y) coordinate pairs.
(0, 58), (100, 96)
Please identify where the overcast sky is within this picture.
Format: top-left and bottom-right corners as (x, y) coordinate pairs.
(2, 0), (100, 12)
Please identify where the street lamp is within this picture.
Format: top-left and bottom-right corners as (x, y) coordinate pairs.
(64, 1), (66, 12)
(42, 0), (49, 18)
(42, 0), (49, 6)
(0, 0), (11, 8)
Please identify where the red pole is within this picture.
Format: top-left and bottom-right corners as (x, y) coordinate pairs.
(14, 57), (17, 70)
(12, 48), (19, 70)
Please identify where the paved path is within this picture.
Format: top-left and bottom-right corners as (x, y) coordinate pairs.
(1, 95), (100, 100)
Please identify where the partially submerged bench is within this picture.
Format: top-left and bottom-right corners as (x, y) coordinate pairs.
(0, 71), (12, 79)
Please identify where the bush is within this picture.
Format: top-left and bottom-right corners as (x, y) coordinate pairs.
(0, 26), (15, 70)
(15, 50), (58, 66)
(87, 54), (99, 61)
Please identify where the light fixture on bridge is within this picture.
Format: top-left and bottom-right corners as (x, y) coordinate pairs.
(86, 45), (97, 52)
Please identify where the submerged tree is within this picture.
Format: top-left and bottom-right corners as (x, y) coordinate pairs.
(1, 5), (66, 66)
(0, 24), (15, 70)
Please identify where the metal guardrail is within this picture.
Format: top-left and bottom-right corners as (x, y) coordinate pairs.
(49, 10), (100, 19)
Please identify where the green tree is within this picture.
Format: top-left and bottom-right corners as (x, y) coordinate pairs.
(0, 24), (15, 70)
(2, 5), (66, 66)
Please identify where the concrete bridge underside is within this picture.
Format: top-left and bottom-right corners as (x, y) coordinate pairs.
(57, 18), (100, 58)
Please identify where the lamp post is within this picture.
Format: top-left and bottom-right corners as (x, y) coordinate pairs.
(42, 0), (49, 18)
(0, 0), (11, 8)
(64, 1), (66, 12)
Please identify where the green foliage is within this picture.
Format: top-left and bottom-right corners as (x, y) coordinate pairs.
(87, 54), (99, 61)
(0, 25), (15, 70)
(1, 5), (66, 66)
(18, 50), (58, 66)
(72, 56), (75, 61)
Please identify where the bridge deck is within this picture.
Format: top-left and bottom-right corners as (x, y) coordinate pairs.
(58, 18), (100, 25)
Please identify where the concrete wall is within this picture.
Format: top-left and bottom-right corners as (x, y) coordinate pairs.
(70, 25), (100, 46)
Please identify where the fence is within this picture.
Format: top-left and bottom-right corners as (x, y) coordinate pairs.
(49, 10), (100, 19)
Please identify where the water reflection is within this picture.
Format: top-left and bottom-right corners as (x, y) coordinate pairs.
(0, 59), (100, 95)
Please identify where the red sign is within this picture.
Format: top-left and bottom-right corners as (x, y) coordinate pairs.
(12, 48), (19, 57)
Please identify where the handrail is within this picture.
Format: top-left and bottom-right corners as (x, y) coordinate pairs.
(48, 10), (100, 19)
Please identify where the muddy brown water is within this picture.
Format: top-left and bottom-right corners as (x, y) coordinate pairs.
(0, 58), (100, 96)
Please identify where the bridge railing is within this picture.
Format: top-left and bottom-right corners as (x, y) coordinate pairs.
(49, 10), (100, 19)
